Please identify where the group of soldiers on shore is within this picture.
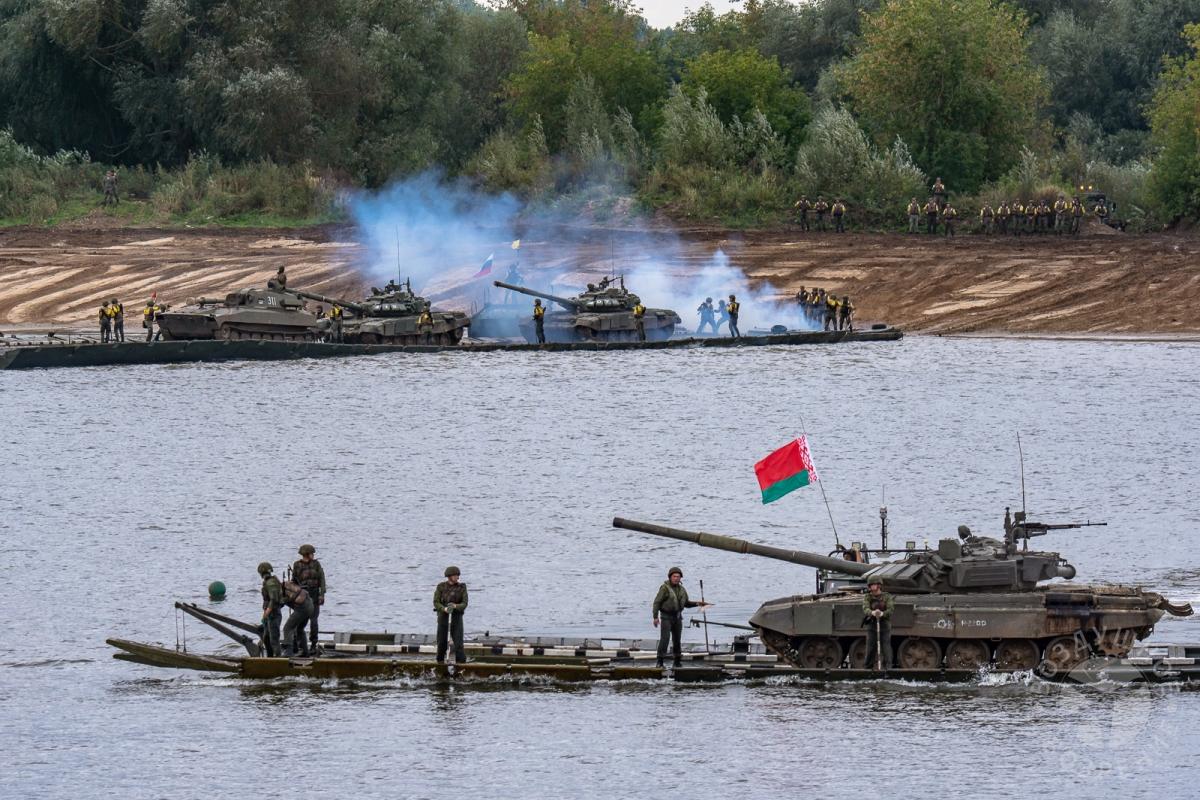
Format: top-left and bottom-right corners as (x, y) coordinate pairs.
(793, 196), (850, 233)
(906, 177), (1111, 236)
(256, 547), (469, 663)
(796, 287), (854, 331)
(695, 294), (742, 337)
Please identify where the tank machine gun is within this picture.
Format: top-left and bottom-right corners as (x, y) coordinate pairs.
(612, 511), (1192, 674)
(491, 278), (681, 343)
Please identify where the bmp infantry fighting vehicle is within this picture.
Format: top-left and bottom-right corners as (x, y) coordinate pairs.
(613, 510), (1193, 675)
(492, 277), (681, 343)
(292, 280), (470, 345)
(156, 287), (321, 341)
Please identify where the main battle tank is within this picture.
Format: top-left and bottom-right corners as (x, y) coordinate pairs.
(613, 511), (1193, 675)
(291, 280), (470, 345)
(492, 278), (681, 343)
(156, 287), (320, 341)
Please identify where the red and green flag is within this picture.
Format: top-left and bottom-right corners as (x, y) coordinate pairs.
(754, 437), (819, 504)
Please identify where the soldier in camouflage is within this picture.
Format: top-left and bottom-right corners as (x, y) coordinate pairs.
(279, 575), (313, 658)
(433, 566), (469, 663)
(652, 566), (711, 668)
(862, 577), (895, 670)
(292, 544), (326, 656)
(258, 562), (283, 657)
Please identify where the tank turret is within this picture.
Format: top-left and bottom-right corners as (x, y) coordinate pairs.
(289, 279), (469, 345)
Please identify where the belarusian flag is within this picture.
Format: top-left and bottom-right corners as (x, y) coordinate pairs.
(754, 437), (819, 504)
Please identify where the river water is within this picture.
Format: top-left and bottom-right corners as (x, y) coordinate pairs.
(2, 336), (1199, 798)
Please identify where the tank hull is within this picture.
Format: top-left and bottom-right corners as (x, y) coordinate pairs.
(158, 308), (319, 341)
(346, 311), (470, 345)
(752, 584), (1167, 672)
(516, 310), (679, 343)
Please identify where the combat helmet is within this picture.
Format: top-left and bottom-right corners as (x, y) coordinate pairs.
(668, 565), (683, 577)
(298, 544), (315, 556)
(445, 566), (461, 577)
(257, 562), (273, 576)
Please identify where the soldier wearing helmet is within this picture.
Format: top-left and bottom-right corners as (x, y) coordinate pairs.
(292, 544), (326, 656)
(433, 566), (469, 664)
(258, 562), (284, 657)
(652, 566), (712, 669)
(862, 576), (895, 670)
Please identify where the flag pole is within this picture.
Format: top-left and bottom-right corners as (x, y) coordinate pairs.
(800, 417), (840, 548)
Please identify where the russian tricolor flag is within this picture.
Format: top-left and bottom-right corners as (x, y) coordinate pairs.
(473, 253), (495, 278)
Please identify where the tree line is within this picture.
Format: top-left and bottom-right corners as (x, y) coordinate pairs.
(1, 0), (1198, 226)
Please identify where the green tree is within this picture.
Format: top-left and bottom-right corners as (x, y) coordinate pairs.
(1147, 23), (1200, 220)
(681, 48), (809, 143)
(843, 0), (1047, 192)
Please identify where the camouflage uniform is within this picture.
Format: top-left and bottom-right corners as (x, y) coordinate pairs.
(906, 200), (921, 233)
(99, 305), (111, 343)
(433, 579), (469, 663)
(111, 301), (124, 342)
(261, 574), (284, 657)
(292, 556), (326, 652)
(794, 197), (811, 231)
(653, 576), (700, 667)
(533, 301), (546, 343)
(633, 302), (646, 341)
(280, 580), (312, 657)
(862, 589), (895, 669)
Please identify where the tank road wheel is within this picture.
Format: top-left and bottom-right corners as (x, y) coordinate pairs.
(217, 326), (235, 341)
(847, 638), (869, 669)
(897, 637), (942, 670)
(1040, 636), (1088, 676)
(945, 640), (991, 671)
(796, 637), (844, 670)
(995, 639), (1040, 671)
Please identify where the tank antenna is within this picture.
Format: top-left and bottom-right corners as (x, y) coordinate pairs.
(395, 226), (402, 287)
(1017, 431), (1027, 516)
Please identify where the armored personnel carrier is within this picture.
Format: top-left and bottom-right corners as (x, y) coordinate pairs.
(292, 280), (470, 345)
(492, 277), (681, 343)
(612, 509), (1192, 675)
(156, 287), (320, 341)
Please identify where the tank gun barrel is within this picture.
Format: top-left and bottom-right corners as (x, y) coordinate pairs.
(492, 281), (579, 311)
(612, 518), (874, 576)
(287, 289), (364, 314)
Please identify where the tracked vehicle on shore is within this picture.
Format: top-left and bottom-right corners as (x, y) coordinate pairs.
(613, 509), (1192, 675)
(156, 287), (320, 341)
(492, 278), (680, 343)
(292, 280), (470, 345)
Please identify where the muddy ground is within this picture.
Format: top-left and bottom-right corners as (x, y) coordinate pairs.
(2, 222), (1198, 334)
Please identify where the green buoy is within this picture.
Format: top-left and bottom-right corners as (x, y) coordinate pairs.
(208, 580), (226, 600)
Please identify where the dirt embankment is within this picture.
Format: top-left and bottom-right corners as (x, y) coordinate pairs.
(2, 223), (1198, 334)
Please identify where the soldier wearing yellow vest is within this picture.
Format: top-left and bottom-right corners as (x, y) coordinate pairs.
(633, 301), (646, 341)
(418, 307), (434, 344)
(532, 298), (546, 343)
(813, 197), (829, 232)
(98, 302), (111, 343)
(1025, 201), (1037, 234)
(1093, 202), (1108, 222)
(1010, 201), (1024, 236)
(823, 293), (839, 331)
(980, 204), (994, 235)
(1070, 197), (1083, 234)
(906, 198), (921, 233)
(941, 203), (958, 236)
(923, 199), (939, 234)
(1053, 196), (1067, 235)
(793, 196), (811, 231)
(726, 294), (741, 338)
(328, 304), (344, 343)
(996, 202), (1010, 235)
(109, 298), (124, 342)
(838, 296), (854, 332)
(832, 199), (847, 233)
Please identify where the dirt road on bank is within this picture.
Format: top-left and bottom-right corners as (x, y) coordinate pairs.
(2, 223), (1197, 334)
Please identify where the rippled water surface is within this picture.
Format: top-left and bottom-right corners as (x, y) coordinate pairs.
(3, 337), (1199, 798)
